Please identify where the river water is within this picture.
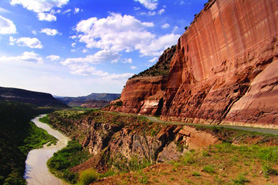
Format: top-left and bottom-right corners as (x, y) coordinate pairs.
(24, 115), (70, 185)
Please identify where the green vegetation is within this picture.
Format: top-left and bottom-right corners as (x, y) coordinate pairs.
(47, 140), (90, 184)
(0, 100), (58, 185)
(130, 45), (176, 79)
(77, 168), (99, 185)
(110, 154), (152, 173)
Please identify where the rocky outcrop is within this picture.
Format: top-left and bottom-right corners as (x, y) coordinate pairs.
(52, 111), (218, 172)
(108, 0), (278, 128)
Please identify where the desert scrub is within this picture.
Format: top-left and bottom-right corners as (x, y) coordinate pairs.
(77, 168), (99, 185)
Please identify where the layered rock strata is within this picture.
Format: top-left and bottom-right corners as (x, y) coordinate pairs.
(108, 0), (278, 128)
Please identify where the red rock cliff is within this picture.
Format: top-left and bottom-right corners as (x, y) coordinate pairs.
(110, 0), (278, 128)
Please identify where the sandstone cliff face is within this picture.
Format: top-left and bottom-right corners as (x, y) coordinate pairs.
(109, 0), (278, 128)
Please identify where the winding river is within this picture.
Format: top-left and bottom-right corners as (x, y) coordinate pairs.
(24, 115), (70, 185)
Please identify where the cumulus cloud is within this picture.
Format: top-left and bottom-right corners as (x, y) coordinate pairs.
(74, 8), (80, 14)
(75, 13), (155, 52)
(131, 66), (137, 70)
(0, 51), (43, 64)
(9, 36), (43, 49)
(10, 0), (69, 21)
(134, 0), (158, 10)
(41, 28), (59, 36)
(0, 15), (16, 34)
(122, 58), (132, 64)
(47, 55), (60, 61)
(149, 57), (157, 63)
(62, 9), (71, 14)
(0, 7), (10, 13)
(102, 73), (133, 81)
(158, 9), (165, 15)
(161, 23), (170, 29)
(74, 13), (179, 57)
(38, 12), (57, 21)
(136, 33), (180, 56)
(10, 0), (69, 13)
(62, 49), (120, 66)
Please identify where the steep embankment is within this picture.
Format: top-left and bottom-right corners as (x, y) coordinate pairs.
(45, 110), (278, 184)
(108, 0), (278, 128)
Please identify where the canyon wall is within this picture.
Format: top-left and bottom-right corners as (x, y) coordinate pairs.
(109, 0), (278, 128)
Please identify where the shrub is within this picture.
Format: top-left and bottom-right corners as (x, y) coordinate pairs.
(182, 152), (196, 165)
(78, 168), (99, 185)
(231, 174), (249, 185)
(262, 163), (278, 178)
(203, 166), (215, 174)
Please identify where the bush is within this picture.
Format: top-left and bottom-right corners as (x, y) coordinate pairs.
(78, 168), (99, 185)
(203, 165), (215, 174)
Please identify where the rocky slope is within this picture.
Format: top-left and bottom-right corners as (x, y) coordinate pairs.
(107, 0), (278, 128)
(47, 111), (219, 174)
(0, 86), (67, 108)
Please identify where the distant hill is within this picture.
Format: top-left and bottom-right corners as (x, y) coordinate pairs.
(0, 87), (68, 108)
(57, 93), (120, 107)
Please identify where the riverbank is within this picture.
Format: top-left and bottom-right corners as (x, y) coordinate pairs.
(24, 115), (70, 185)
(0, 101), (58, 185)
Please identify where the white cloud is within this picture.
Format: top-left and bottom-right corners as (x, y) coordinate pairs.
(161, 23), (170, 29)
(82, 49), (88, 53)
(74, 8), (80, 14)
(0, 15), (16, 34)
(0, 7), (10, 13)
(71, 43), (76, 47)
(102, 73), (133, 81)
(11, 0), (69, 21)
(47, 55), (60, 61)
(75, 13), (179, 57)
(0, 51), (43, 64)
(75, 13), (155, 52)
(38, 12), (57, 21)
(62, 49), (120, 66)
(158, 9), (165, 15)
(10, 0), (69, 13)
(136, 33), (180, 56)
(41, 28), (59, 36)
(131, 66), (137, 70)
(134, 0), (158, 10)
(122, 58), (132, 64)
(172, 26), (179, 33)
(32, 30), (37, 35)
(10, 36), (43, 49)
(149, 57), (157, 63)
(62, 9), (71, 14)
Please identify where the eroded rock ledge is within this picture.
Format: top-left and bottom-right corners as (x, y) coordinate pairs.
(106, 0), (278, 128)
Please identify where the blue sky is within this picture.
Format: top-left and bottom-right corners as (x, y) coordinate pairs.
(0, 0), (206, 96)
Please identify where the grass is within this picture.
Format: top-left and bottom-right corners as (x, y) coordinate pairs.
(203, 165), (215, 174)
(231, 174), (250, 185)
(47, 140), (90, 184)
(0, 100), (58, 185)
(77, 168), (99, 185)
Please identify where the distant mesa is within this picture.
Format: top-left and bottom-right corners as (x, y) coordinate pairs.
(0, 86), (68, 108)
(57, 93), (120, 108)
